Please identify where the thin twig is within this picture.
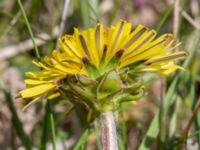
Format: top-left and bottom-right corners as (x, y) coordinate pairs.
(0, 33), (51, 61)
(181, 10), (200, 31)
(56, 0), (71, 49)
(173, 0), (180, 38)
(181, 97), (200, 139)
(190, 0), (199, 17)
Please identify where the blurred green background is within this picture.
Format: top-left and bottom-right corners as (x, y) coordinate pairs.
(0, 0), (200, 149)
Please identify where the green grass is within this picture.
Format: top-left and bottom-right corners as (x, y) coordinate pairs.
(17, 0), (40, 59)
(4, 89), (31, 150)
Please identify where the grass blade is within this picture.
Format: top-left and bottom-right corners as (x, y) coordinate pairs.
(40, 101), (56, 150)
(17, 0), (40, 59)
(156, 4), (174, 32)
(73, 129), (90, 150)
(79, 0), (91, 28)
(4, 89), (31, 150)
(48, 101), (57, 150)
(40, 102), (50, 150)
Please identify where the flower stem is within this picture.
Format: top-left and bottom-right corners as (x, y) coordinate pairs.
(17, 0), (40, 59)
(47, 101), (56, 150)
(100, 111), (118, 150)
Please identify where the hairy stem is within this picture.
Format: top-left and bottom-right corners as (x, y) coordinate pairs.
(101, 111), (118, 150)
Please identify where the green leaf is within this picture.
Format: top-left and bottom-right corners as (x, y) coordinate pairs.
(73, 129), (90, 150)
(68, 78), (96, 102)
(156, 4), (173, 32)
(4, 89), (31, 150)
(48, 101), (57, 150)
(97, 70), (122, 100)
(40, 101), (50, 150)
(83, 57), (100, 78)
(76, 74), (97, 86)
(106, 49), (124, 72)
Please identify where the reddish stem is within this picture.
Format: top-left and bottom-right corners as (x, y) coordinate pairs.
(101, 111), (118, 150)
(181, 97), (200, 139)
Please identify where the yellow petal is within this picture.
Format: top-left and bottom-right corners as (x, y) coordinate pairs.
(120, 34), (172, 68)
(123, 25), (156, 58)
(25, 79), (49, 85)
(144, 51), (186, 64)
(161, 65), (183, 75)
(48, 92), (60, 99)
(22, 96), (41, 111)
(95, 24), (105, 61)
(74, 28), (88, 57)
(32, 60), (50, 70)
(107, 20), (132, 61)
(25, 71), (62, 80)
(59, 35), (82, 60)
(20, 84), (55, 98)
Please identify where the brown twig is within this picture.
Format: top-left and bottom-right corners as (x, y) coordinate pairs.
(0, 33), (51, 61)
(173, 0), (180, 38)
(173, 0), (180, 52)
(181, 97), (200, 139)
(181, 10), (200, 31)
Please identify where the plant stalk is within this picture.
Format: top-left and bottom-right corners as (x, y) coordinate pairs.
(181, 96), (200, 139)
(100, 110), (118, 150)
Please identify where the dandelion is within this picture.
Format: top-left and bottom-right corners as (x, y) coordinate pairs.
(18, 19), (186, 149)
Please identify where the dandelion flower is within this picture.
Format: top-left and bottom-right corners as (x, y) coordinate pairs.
(19, 20), (186, 112)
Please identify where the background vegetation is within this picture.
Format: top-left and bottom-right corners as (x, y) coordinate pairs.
(0, 0), (200, 149)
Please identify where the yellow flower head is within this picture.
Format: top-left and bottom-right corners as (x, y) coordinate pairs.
(19, 20), (186, 111)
